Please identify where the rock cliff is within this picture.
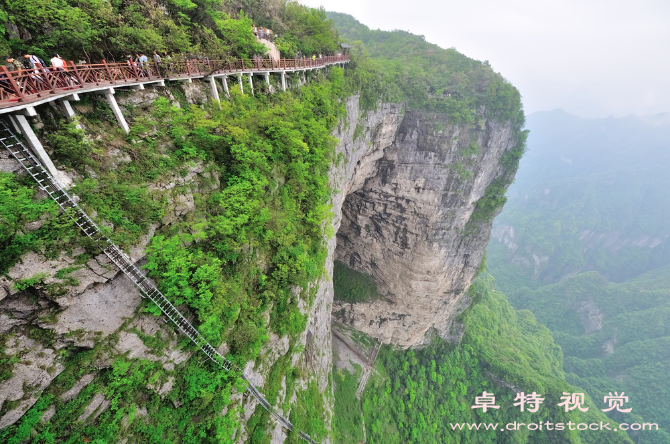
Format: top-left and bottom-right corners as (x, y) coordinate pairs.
(331, 105), (519, 347)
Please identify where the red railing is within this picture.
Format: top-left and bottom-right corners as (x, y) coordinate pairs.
(0, 55), (349, 109)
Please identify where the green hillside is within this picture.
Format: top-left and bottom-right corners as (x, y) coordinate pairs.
(487, 110), (670, 442)
(505, 267), (670, 442)
(334, 274), (636, 444)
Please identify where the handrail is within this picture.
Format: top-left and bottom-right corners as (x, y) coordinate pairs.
(0, 55), (349, 108)
(0, 120), (319, 443)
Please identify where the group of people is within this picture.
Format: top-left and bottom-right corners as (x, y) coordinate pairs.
(1, 52), (78, 96)
(4, 53), (68, 72)
(125, 51), (174, 77)
(252, 25), (275, 40)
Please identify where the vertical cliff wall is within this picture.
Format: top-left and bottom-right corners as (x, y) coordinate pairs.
(331, 107), (519, 347)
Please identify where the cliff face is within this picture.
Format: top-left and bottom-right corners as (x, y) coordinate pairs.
(331, 107), (518, 347)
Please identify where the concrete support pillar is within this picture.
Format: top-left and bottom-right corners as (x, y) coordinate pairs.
(221, 76), (229, 96)
(14, 114), (66, 186)
(263, 73), (270, 87)
(102, 89), (129, 134)
(237, 74), (244, 94)
(8, 115), (22, 134)
(248, 74), (254, 95)
(280, 72), (286, 91)
(209, 77), (220, 103)
(59, 100), (76, 120)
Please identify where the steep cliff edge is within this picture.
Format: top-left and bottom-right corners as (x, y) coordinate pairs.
(331, 107), (520, 347)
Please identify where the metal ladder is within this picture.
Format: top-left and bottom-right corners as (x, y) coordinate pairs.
(0, 120), (317, 444)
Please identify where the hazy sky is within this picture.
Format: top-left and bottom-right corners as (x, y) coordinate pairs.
(299, 0), (670, 118)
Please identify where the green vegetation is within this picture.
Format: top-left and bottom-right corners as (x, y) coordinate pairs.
(0, 348), (243, 443)
(503, 267), (670, 442)
(139, 72), (345, 361)
(0, 0), (265, 61)
(487, 110), (670, 442)
(334, 274), (634, 443)
(2, 70), (346, 443)
(333, 364), (365, 443)
(333, 260), (382, 303)
(0, 172), (81, 274)
(328, 11), (524, 126)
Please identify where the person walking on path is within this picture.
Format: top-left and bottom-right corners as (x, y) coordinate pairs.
(24, 54), (48, 72)
(50, 53), (66, 70)
(139, 53), (149, 76)
(163, 51), (173, 74)
(153, 50), (162, 74)
(49, 52), (73, 87)
(4, 56), (23, 71)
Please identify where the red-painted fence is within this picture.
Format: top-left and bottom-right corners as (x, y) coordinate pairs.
(0, 55), (349, 108)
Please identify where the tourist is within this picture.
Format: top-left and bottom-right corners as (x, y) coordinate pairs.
(4, 56), (23, 71)
(50, 53), (66, 70)
(153, 50), (161, 67)
(139, 53), (149, 76)
(24, 53), (48, 72)
(164, 51), (174, 74)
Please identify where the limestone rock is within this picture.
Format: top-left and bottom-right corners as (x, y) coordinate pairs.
(53, 272), (142, 346)
(78, 392), (109, 422)
(330, 105), (518, 347)
(0, 335), (64, 428)
(60, 374), (96, 401)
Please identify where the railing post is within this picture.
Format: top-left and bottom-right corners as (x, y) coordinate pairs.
(38, 64), (57, 93)
(102, 60), (116, 84)
(127, 60), (139, 81)
(0, 66), (25, 101)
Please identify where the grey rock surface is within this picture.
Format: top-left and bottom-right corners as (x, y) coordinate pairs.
(0, 335), (64, 428)
(60, 374), (96, 401)
(331, 110), (518, 347)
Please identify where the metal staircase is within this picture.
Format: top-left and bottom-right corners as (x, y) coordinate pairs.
(0, 120), (317, 443)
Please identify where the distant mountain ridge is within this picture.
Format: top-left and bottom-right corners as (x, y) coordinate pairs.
(487, 108), (670, 441)
(489, 108), (670, 288)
